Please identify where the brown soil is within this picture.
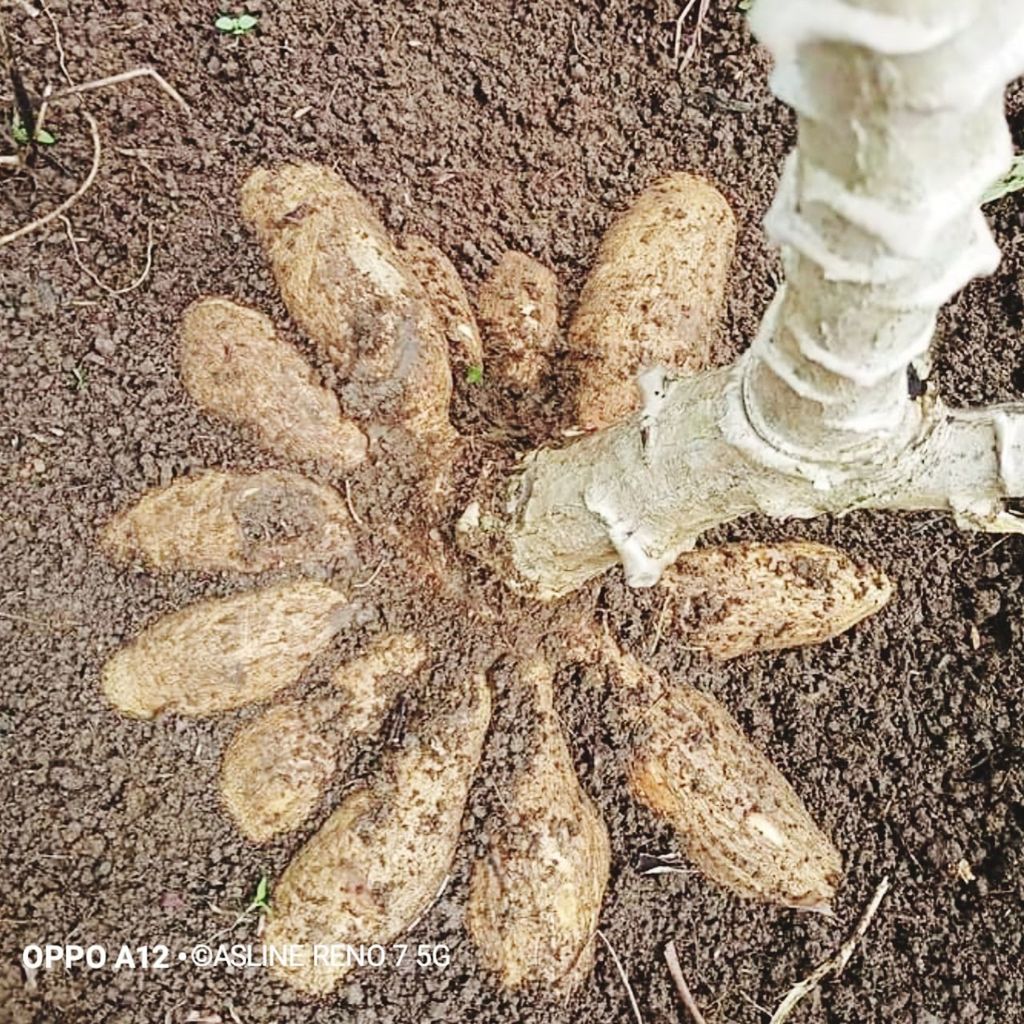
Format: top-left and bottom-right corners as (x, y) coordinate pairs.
(2, 3), (1023, 1024)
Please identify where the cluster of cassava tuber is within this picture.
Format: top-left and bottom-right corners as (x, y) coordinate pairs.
(97, 0), (1024, 1002)
(98, 156), (887, 996)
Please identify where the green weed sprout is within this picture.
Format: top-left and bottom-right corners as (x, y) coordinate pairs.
(246, 874), (271, 914)
(12, 118), (55, 147)
(983, 154), (1024, 204)
(215, 13), (258, 36)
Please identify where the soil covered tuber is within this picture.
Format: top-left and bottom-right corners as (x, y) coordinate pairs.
(264, 674), (491, 995)
(221, 632), (428, 842)
(466, 657), (610, 993)
(180, 298), (367, 470)
(400, 235), (484, 376)
(476, 251), (559, 392)
(605, 642), (841, 910)
(240, 163), (453, 439)
(662, 541), (892, 659)
(101, 470), (355, 574)
(102, 581), (351, 718)
(220, 700), (344, 843)
(330, 632), (427, 733)
(569, 173), (736, 429)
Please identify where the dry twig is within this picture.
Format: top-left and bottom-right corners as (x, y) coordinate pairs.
(769, 876), (891, 1024)
(405, 873), (451, 934)
(59, 214), (155, 295)
(0, 608), (83, 629)
(343, 477), (365, 527)
(1, 20), (188, 245)
(597, 930), (644, 1024)
(39, 1), (72, 85)
(45, 66), (189, 113)
(664, 940), (709, 1024)
(648, 593), (672, 656)
(673, 0), (711, 70)
(353, 559), (386, 589)
(0, 110), (100, 247)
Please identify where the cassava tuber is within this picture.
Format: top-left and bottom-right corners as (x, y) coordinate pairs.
(264, 674), (491, 994)
(477, 251), (559, 393)
(220, 700), (344, 843)
(101, 469), (355, 574)
(466, 657), (610, 992)
(569, 173), (735, 429)
(605, 641), (841, 910)
(102, 581), (351, 718)
(400, 235), (484, 376)
(180, 298), (367, 470)
(220, 633), (428, 842)
(241, 163), (454, 440)
(662, 541), (892, 659)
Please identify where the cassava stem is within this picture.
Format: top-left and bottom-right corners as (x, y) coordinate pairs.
(460, 0), (1024, 599)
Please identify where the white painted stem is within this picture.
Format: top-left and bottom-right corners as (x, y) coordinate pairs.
(460, 0), (1024, 599)
(745, 0), (1024, 461)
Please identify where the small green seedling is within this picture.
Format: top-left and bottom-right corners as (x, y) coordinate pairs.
(738, 0), (755, 10)
(215, 13), (258, 36)
(69, 366), (88, 391)
(465, 364), (484, 385)
(12, 118), (56, 147)
(983, 153), (1024, 204)
(245, 873), (271, 914)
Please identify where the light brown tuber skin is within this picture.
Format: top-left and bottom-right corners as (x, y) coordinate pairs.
(476, 251), (559, 392)
(400, 235), (484, 375)
(240, 163), (454, 441)
(100, 469), (355, 574)
(264, 674), (491, 995)
(220, 632), (428, 843)
(663, 541), (893, 659)
(569, 172), (736, 429)
(466, 657), (610, 993)
(102, 581), (351, 719)
(180, 298), (367, 470)
(330, 632), (427, 733)
(601, 641), (841, 910)
(220, 700), (344, 843)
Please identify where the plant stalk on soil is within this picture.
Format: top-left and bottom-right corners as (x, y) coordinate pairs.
(462, 0), (1024, 599)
